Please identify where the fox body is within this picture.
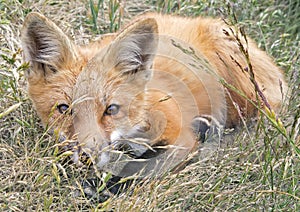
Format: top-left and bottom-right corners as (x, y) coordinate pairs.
(22, 13), (286, 176)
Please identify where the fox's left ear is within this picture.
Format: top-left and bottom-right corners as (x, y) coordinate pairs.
(106, 18), (158, 80)
(21, 12), (78, 79)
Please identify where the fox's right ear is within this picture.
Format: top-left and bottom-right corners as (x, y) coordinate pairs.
(21, 12), (78, 79)
(104, 17), (158, 81)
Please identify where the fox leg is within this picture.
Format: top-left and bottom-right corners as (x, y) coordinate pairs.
(191, 114), (223, 143)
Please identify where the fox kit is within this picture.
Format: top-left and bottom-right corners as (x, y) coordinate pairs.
(22, 13), (286, 176)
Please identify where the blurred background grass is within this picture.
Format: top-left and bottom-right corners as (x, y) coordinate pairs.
(0, 0), (299, 211)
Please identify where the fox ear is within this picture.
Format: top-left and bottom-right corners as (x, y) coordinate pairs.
(107, 18), (158, 80)
(21, 12), (78, 78)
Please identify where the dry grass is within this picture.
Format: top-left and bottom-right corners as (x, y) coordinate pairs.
(0, 0), (299, 211)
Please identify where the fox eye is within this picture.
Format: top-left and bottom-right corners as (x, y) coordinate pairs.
(57, 104), (70, 114)
(104, 104), (120, 116)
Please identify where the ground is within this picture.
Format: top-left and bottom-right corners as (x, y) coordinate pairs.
(0, 0), (299, 211)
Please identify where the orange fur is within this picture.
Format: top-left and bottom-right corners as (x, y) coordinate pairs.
(22, 12), (287, 176)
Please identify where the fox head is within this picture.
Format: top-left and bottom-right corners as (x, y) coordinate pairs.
(21, 12), (114, 138)
(73, 18), (162, 169)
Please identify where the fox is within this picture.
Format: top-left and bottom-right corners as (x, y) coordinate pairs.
(21, 12), (287, 177)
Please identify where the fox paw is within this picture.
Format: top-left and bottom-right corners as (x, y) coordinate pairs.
(191, 114), (223, 143)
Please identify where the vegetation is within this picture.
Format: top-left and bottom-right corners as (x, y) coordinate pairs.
(0, 0), (299, 210)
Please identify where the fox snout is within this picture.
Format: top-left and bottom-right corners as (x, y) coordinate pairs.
(83, 134), (157, 173)
(74, 119), (158, 170)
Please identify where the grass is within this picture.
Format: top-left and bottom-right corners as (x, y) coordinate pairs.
(0, 0), (299, 211)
